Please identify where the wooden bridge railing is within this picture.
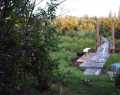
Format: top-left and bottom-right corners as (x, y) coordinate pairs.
(94, 20), (104, 52)
(94, 19), (115, 53)
(109, 20), (115, 53)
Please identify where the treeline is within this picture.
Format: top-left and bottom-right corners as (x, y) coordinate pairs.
(53, 16), (120, 35)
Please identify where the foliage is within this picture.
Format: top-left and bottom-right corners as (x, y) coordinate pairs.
(53, 16), (120, 38)
(104, 53), (120, 70)
(115, 39), (120, 52)
(19, 73), (39, 95)
(0, 0), (63, 94)
(99, 17), (120, 36)
(59, 30), (95, 52)
(57, 16), (78, 31)
(115, 28), (120, 39)
(55, 16), (96, 32)
(114, 69), (120, 90)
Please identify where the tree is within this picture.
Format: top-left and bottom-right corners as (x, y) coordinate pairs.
(108, 10), (112, 17)
(0, 0), (64, 94)
(114, 13), (116, 18)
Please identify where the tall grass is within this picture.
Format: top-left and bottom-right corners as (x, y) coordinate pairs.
(63, 76), (114, 95)
(59, 30), (95, 52)
(104, 53), (120, 70)
(65, 30), (95, 39)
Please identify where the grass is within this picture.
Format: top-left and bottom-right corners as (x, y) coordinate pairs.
(59, 30), (95, 52)
(55, 69), (115, 95)
(50, 30), (119, 95)
(64, 76), (114, 95)
(104, 53), (120, 70)
(115, 39), (120, 53)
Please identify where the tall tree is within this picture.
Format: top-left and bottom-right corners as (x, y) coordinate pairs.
(114, 13), (116, 18)
(0, 0), (64, 94)
(108, 10), (112, 17)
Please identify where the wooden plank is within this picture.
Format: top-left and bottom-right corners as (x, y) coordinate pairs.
(84, 68), (101, 75)
(74, 53), (95, 66)
(79, 62), (104, 70)
(76, 53), (95, 62)
(94, 69), (101, 75)
(84, 68), (96, 75)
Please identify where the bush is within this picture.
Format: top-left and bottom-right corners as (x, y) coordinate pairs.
(104, 53), (120, 70)
(114, 69), (120, 89)
(20, 73), (39, 95)
(115, 28), (120, 39)
(0, 0), (62, 94)
(115, 39), (120, 53)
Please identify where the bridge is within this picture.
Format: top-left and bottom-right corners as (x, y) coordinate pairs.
(79, 38), (109, 75)
(75, 20), (115, 75)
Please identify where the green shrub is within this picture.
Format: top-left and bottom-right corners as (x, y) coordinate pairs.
(0, 0), (62, 94)
(115, 39), (120, 53)
(64, 30), (95, 39)
(20, 73), (39, 95)
(115, 28), (120, 39)
(104, 53), (120, 70)
(114, 69), (120, 89)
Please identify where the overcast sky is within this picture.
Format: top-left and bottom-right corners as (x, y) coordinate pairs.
(35, 0), (120, 17)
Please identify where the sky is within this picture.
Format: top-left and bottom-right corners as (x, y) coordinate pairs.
(35, 0), (120, 17)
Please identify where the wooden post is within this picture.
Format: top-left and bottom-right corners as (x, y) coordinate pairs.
(110, 19), (115, 53)
(95, 20), (99, 52)
(96, 20), (99, 39)
(108, 36), (111, 53)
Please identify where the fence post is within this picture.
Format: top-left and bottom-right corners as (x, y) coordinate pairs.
(94, 20), (99, 52)
(110, 19), (115, 53)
